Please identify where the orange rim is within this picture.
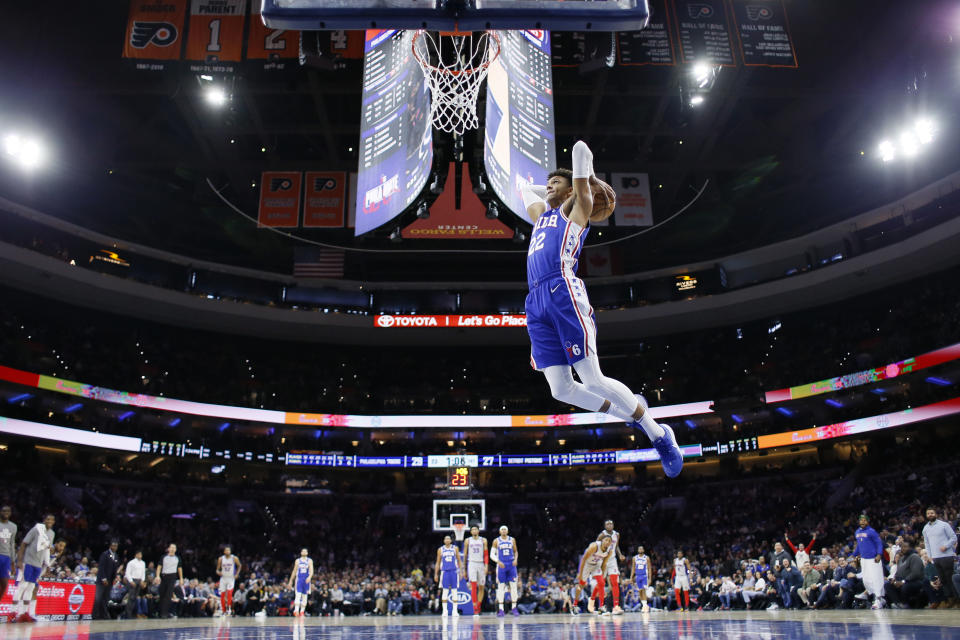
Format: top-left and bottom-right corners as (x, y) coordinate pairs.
(411, 29), (501, 77)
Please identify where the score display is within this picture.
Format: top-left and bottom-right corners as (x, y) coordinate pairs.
(447, 467), (472, 491)
(483, 30), (556, 218)
(355, 30), (433, 235)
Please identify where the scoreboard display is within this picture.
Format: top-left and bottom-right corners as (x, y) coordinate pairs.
(483, 30), (556, 218)
(447, 466), (472, 491)
(355, 30), (433, 235)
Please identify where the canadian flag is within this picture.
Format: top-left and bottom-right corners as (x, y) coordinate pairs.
(581, 246), (614, 277)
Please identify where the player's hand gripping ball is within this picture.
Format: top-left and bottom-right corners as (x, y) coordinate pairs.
(590, 178), (616, 222)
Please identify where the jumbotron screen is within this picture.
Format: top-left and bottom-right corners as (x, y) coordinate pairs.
(355, 29), (433, 235)
(483, 30), (557, 218)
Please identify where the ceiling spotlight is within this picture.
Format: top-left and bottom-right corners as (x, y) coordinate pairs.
(877, 140), (895, 163)
(416, 201), (430, 219)
(914, 118), (936, 145)
(473, 174), (487, 195)
(691, 62), (713, 88)
(389, 227), (402, 243)
(899, 130), (919, 157)
(513, 228), (527, 244)
(689, 95), (704, 106)
(486, 202), (499, 220)
(2, 134), (46, 170)
(204, 86), (228, 107)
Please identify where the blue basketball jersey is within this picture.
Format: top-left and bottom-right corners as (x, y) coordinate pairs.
(296, 557), (310, 579)
(439, 545), (458, 571)
(634, 555), (648, 575)
(526, 206), (588, 289)
(496, 537), (515, 562)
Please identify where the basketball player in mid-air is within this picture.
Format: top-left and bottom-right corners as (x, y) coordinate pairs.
(520, 141), (683, 478)
(464, 525), (488, 616)
(492, 526), (519, 617)
(673, 549), (692, 612)
(286, 548), (314, 617)
(434, 535), (463, 617)
(629, 545), (651, 613)
(597, 520), (626, 614)
(574, 535), (613, 614)
(216, 546), (241, 616)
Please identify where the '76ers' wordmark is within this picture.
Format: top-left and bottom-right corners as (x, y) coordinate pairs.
(130, 22), (178, 48)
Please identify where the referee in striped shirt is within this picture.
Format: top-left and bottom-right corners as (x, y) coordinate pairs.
(158, 544), (184, 618)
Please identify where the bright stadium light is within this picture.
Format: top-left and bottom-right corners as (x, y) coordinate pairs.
(899, 130), (920, 157)
(2, 133), (46, 170)
(914, 118), (936, 144)
(691, 62), (713, 88)
(877, 140), (895, 163)
(204, 86), (228, 107)
(689, 95), (705, 106)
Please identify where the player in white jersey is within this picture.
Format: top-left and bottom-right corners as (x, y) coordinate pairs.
(464, 525), (488, 616)
(628, 545), (651, 613)
(575, 536), (613, 615)
(597, 520), (626, 614)
(673, 550), (691, 612)
(287, 548), (314, 617)
(216, 546), (241, 616)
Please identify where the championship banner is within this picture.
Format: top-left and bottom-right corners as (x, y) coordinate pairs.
(671, 0), (736, 66)
(303, 172), (346, 228)
(617, 0), (676, 66)
(185, 0), (247, 73)
(609, 173), (654, 226)
(258, 171), (302, 228)
(729, 0), (797, 68)
(402, 163), (512, 239)
(123, 0), (188, 70)
(247, 6), (298, 68)
(1, 581), (95, 621)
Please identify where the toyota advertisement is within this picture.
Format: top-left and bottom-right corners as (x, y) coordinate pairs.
(374, 314), (527, 328)
(1, 581), (94, 620)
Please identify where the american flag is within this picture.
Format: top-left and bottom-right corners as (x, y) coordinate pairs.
(293, 247), (345, 278)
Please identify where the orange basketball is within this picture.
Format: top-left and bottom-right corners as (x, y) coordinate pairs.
(590, 178), (616, 222)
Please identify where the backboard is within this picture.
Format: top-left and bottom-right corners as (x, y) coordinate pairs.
(433, 499), (486, 532)
(261, 0), (650, 32)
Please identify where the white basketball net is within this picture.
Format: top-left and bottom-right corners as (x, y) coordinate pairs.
(412, 30), (501, 134)
(453, 523), (466, 542)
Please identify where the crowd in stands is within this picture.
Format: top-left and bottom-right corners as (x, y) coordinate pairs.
(1, 261), (960, 420)
(1, 433), (957, 619)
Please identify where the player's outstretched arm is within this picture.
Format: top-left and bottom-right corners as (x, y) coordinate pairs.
(521, 183), (548, 223)
(564, 141), (594, 227)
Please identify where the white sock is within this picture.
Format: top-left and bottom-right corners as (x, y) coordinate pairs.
(636, 411), (666, 441)
(28, 599), (37, 616)
(573, 358), (666, 440)
(509, 582), (518, 603)
(15, 601), (25, 616)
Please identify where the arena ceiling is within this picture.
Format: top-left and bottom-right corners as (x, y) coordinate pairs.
(0, 1), (958, 280)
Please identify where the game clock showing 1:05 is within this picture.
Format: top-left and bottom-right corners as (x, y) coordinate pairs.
(448, 467), (472, 491)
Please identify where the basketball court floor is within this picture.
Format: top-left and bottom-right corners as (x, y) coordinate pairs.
(1, 611), (957, 640)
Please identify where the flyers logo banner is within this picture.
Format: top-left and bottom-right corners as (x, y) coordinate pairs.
(247, 7), (298, 66)
(123, 0), (188, 65)
(258, 171), (301, 228)
(731, 0), (798, 68)
(610, 172), (653, 226)
(745, 5), (773, 20)
(186, 0), (247, 71)
(303, 171), (346, 228)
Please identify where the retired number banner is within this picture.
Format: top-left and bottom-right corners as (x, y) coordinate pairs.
(185, 0), (247, 72)
(258, 171), (302, 228)
(123, 0), (188, 70)
(247, 6), (299, 67)
(610, 173), (654, 226)
(303, 172), (346, 228)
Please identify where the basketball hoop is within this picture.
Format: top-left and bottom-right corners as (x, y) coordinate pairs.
(453, 523), (466, 543)
(412, 29), (501, 134)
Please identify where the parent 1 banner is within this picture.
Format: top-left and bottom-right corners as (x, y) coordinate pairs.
(185, 0), (247, 74)
(609, 173), (654, 226)
(123, 0), (188, 70)
(671, 0), (736, 66)
(258, 171), (302, 228)
(303, 171), (346, 228)
(729, 0), (797, 68)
